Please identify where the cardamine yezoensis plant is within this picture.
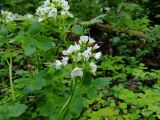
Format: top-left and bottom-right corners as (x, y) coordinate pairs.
(54, 35), (101, 119)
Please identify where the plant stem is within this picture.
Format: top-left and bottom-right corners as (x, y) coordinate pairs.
(61, 16), (68, 47)
(9, 54), (15, 100)
(59, 79), (77, 119)
(6, 37), (16, 100)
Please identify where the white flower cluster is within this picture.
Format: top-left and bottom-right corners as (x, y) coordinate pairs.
(36, 0), (73, 22)
(55, 36), (101, 77)
(1, 0), (72, 23)
(0, 10), (33, 23)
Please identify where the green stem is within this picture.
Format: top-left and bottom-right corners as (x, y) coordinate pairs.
(9, 54), (15, 100)
(6, 37), (15, 100)
(59, 79), (77, 119)
(61, 16), (68, 47)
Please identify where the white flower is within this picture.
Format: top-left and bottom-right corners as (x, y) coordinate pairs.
(61, 0), (70, 11)
(82, 47), (92, 60)
(44, 0), (50, 6)
(0, 10), (28, 23)
(79, 36), (95, 44)
(90, 62), (97, 76)
(93, 44), (100, 50)
(62, 50), (69, 55)
(35, 0), (72, 22)
(68, 43), (81, 52)
(94, 52), (101, 60)
(104, 7), (110, 12)
(38, 17), (44, 22)
(48, 8), (57, 17)
(24, 14), (33, 19)
(77, 53), (82, 61)
(61, 11), (66, 15)
(62, 57), (69, 65)
(55, 60), (62, 70)
(71, 67), (83, 77)
(63, 43), (80, 55)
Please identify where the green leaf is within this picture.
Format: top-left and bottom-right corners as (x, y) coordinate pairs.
(119, 103), (127, 109)
(155, 14), (160, 18)
(112, 37), (120, 46)
(15, 71), (46, 91)
(0, 28), (8, 36)
(71, 25), (83, 35)
(14, 35), (26, 43)
(8, 104), (27, 117)
(0, 36), (5, 46)
(23, 38), (36, 56)
(53, 65), (71, 79)
(28, 21), (41, 35)
(0, 104), (27, 118)
(70, 96), (86, 116)
(36, 36), (53, 51)
(82, 72), (92, 86)
(148, 115), (156, 120)
(142, 108), (154, 117)
(87, 87), (98, 99)
(81, 14), (106, 25)
(38, 101), (57, 117)
(92, 77), (112, 88)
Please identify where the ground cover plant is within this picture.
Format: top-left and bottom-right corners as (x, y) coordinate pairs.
(0, 0), (160, 120)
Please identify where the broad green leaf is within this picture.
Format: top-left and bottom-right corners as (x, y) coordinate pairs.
(92, 77), (112, 88)
(15, 71), (46, 91)
(36, 36), (53, 51)
(87, 87), (98, 99)
(14, 35), (28, 43)
(23, 38), (36, 56)
(38, 101), (57, 117)
(8, 104), (27, 117)
(70, 96), (86, 116)
(28, 21), (41, 35)
(142, 108), (154, 117)
(82, 72), (92, 86)
(0, 104), (27, 118)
